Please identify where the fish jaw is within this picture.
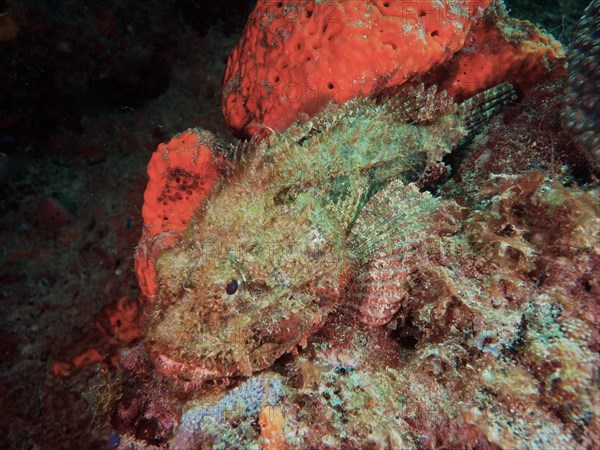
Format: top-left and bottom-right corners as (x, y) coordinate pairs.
(151, 351), (238, 384)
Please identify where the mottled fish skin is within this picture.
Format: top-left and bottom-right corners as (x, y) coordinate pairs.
(144, 88), (504, 383)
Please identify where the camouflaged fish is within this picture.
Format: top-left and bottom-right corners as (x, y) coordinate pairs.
(145, 84), (515, 384)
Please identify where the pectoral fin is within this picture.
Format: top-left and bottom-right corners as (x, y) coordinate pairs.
(344, 181), (451, 326)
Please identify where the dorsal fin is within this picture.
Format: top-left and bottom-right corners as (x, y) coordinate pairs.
(384, 83), (458, 124)
(226, 136), (258, 163)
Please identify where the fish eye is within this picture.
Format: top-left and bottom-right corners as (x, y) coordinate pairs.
(225, 279), (239, 295)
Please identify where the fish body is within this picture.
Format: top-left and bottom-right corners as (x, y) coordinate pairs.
(145, 86), (511, 383)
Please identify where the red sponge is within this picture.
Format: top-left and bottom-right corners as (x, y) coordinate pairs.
(136, 129), (221, 299)
(142, 129), (220, 237)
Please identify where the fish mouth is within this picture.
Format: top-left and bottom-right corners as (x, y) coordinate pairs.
(146, 300), (335, 386)
(150, 350), (240, 385)
(148, 338), (294, 386)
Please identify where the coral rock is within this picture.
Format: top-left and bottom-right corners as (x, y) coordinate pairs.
(170, 374), (284, 449)
(36, 196), (76, 230)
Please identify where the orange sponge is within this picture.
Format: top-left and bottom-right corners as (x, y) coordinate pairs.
(259, 405), (288, 450)
(142, 129), (220, 237)
(135, 230), (180, 300)
(426, 13), (563, 101)
(50, 296), (141, 378)
(223, 0), (492, 138)
(136, 129), (221, 300)
(101, 296), (141, 345)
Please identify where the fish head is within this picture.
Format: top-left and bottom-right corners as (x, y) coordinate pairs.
(145, 180), (345, 383)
